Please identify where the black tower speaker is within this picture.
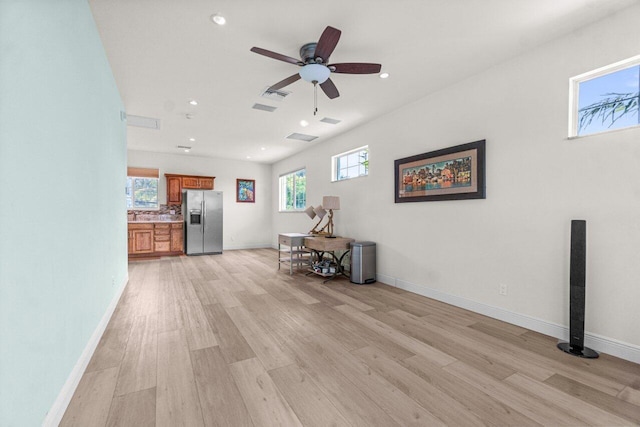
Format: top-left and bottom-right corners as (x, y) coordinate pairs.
(557, 220), (599, 358)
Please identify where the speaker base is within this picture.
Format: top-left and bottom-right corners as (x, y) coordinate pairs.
(557, 342), (599, 358)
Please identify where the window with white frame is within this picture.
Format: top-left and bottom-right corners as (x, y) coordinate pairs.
(126, 167), (159, 209)
(332, 146), (368, 182)
(279, 168), (306, 211)
(126, 176), (159, 209)
(570, 55), (640, 137)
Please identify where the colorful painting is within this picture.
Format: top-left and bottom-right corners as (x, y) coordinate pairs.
(236, 179), (255, 203)
(394, 140), (486, 203)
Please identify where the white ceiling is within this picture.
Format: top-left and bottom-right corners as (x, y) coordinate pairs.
(89, 0), (635, 164)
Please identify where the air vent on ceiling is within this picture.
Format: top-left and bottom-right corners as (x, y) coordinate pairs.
(286, 133), (318, 142)
(320, 117), (341, 125)
(260, 87), (291, 101)
(126, 114), (161, 130)
(252, 103), (277, 112)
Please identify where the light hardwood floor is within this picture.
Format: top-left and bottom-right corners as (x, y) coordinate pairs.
(61, 249), (640, 426)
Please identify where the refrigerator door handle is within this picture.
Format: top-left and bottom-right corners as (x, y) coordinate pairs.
(201, 200), (205, 234)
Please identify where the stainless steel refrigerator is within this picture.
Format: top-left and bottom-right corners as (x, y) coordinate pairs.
(183, 190), (223, 255)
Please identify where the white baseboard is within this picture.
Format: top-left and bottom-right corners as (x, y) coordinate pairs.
(376, 273), (640, 364)
(224, 243), (273, 251)
(42, 275), (129, 427)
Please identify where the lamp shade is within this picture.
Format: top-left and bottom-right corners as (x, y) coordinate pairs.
(304, 206), (316, 219)
(322, 196), (340, 210)
(313, 205), (327, 219)
(299, 64), (331, 83)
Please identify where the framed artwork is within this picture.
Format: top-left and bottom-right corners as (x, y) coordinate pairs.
(236, 179), (255, 203)
(394, 139), (486, 203)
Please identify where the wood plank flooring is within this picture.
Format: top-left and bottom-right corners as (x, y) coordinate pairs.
(61, 249), (640, 426)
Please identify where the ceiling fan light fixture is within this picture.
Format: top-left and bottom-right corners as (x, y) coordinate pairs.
(211, 14), (226, 25)
(379, 72), (390, 79)
(299, 64), (330, 84)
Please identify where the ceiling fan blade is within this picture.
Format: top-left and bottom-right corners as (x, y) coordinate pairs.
(314, 26), (341, 63)
(250, 47), (302, 66)
(329, 63), (382, 74)
(269, 74), (301, 91)
(320, 78), (340, 99)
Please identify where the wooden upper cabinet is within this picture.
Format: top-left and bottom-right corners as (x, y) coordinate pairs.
(182, 176), (199, 189)
(165, 174), (215, 204)
(167, 176), (182, 204)
(198, 177), (214, 189)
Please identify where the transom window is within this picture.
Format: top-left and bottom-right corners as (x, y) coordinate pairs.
(279, 168), (306, 211)
(570, 55), (640, 137)
(126, 167), (159, 209)
(332, 146), (369, 182)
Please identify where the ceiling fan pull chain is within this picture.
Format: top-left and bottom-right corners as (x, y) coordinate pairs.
(313, 81), (318, 116)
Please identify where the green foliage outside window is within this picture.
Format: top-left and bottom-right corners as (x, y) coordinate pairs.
(126, 177), (159, 209)
(280, 168), (306, 211)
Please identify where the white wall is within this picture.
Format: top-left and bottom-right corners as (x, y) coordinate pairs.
(0, 1), (128, 425)
(272, 5), (640, 359)
(128, 150), (272, 249)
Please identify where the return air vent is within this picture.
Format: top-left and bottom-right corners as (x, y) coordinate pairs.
(252, 103), (277, 112)
(127, 114), (161, 130)
(286, 133), (318, 142)
(320, 117), (341, 125)
(260, 87), (291, 101)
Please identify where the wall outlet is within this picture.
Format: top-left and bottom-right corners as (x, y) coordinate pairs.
(499, 284), (508, 296)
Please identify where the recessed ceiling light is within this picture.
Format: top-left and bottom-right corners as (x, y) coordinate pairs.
(246, 155), (251, 159)
(211, 14), (226, 25)
(189, 100), (198, 106)
(261, 147), (266, 151)
(189, 138), (195, 142)
(379, 72), (390, 79)
(184, 149), (190, 153)
(300, 120), (309, 127)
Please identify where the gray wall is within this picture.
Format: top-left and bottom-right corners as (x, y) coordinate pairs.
(0, 1), (128, 425)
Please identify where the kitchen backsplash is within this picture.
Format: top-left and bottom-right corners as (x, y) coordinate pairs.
(128, 204), (182, 221)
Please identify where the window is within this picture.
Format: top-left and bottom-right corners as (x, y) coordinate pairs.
(126, 167), (159, 209)
(279, 168), (306, 211)
(570, 55), (640, 137)
(332, 146), (368, 182)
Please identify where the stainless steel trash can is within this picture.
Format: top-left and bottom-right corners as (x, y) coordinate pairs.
(350, 241), (376, 284)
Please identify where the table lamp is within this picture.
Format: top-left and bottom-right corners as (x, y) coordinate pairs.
(321, 196), (340, 238)
(305, 205), (326, 234)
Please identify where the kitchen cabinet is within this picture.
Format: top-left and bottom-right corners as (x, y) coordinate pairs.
(170, 223), (183, 252)
(165, 174), (215, 204)
(128, 223), (154, 254)
(166, 176), (182, 204)
(128, 222), (184, 259)
(154, 223), (171, 252)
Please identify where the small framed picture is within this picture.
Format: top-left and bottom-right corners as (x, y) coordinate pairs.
(236, 179), (255, 203)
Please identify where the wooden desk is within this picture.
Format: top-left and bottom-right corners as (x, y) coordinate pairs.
(304, 236), (354, 282)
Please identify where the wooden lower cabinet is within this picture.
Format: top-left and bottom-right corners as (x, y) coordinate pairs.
(128, 222), (184, 258)
(128, 223), (154, 254)
(170, 223), (183, 252)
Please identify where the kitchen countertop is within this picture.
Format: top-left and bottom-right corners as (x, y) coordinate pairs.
(128, 220), (183, 224)
(128, 213), (183, 223)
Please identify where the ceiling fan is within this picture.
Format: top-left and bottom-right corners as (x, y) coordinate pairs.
(250, 26), (381, 103)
